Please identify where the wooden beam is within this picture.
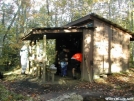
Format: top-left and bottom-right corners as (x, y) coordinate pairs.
(32, 29), (83, 34)
(21, 27), (95, 41)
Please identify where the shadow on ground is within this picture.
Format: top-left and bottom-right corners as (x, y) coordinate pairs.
(2, 68), (134, 101)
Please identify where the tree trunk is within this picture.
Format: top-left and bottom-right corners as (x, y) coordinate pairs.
(3, 0), (22, 43)
(46, 0), (50, 27)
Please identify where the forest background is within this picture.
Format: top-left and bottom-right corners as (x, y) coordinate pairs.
(0, 0), (134, 70)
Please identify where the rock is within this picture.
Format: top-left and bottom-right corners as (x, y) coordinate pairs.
(47, 93), (83, 101)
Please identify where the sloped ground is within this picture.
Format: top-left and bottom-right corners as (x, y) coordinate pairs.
(1, 67), (134, 101)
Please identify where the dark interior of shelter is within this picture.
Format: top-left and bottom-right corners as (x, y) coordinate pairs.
(25, 27), (84, 78)
(54, 32), (83, 77)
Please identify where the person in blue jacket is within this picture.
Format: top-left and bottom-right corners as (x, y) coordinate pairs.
(58, 45), (69, 77)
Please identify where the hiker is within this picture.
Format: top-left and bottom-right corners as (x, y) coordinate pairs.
(58, 45), (69, 77)
(20, 44), (28, 74)
(71, 53), (82, 79)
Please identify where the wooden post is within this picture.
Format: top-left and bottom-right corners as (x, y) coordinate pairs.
(82, 29), (94, 82)
(36, 40), (39, 77)
(51, 73), (54, 82)
(39, 64), (42, 79)
(36, 63), (39, 76)
(28, 41), (32, 72)
(42, 35), (46, 83)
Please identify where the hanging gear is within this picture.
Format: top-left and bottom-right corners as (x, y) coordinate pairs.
(71, 53), (82, 62)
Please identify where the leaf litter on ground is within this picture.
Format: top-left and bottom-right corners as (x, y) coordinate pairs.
(0, 67), (134, 100)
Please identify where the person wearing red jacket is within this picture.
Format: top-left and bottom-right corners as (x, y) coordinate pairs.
(71, 53), (82, 79)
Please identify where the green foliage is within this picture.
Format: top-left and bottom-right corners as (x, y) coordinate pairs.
(0, 43), (20, 71)
(37, 39), (56, 66)
(72, 10), (83, 21)
(46, 39), (56, 65)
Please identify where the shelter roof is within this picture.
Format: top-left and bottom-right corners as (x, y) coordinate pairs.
(21, 13), (134, 41)
(66, 13), (134, 34)
(21, 26), (95, 40)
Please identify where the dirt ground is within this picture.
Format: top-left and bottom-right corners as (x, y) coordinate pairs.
(1, 68), (134, 101)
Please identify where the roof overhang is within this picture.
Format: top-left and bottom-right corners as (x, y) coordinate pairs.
(21, 13), (134, 41)
(65, 13), (134, 41)
(21, 26), (95, 41)
(66, 13), (134, 34)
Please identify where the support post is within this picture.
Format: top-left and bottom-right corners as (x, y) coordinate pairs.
(36, 63), (39, 76)
(42, 35), (46, 83)
(51, 73), (54, 82)
(39, 63), (42, 79)
(36, 40), (39, 77)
